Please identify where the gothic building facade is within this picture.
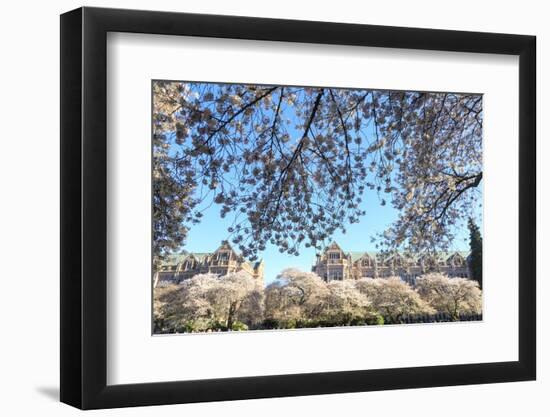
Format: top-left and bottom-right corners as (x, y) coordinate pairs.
(154, 242), (264, 287)
(155, 241), (470, 288)
(312, 242), (470, 284)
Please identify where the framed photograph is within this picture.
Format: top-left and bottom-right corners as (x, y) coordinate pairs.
(60, 6), (536, 409)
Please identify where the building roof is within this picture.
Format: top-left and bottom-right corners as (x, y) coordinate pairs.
(161, 252), (211, 265)
(349, 251), (378, 262)
(160, 243), (263, 271)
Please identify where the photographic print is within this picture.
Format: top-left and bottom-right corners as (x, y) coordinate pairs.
(152, 81), (483, 334)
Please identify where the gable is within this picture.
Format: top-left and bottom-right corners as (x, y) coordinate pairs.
(213, 241), (242, 261)
(325, 241), (345, 253)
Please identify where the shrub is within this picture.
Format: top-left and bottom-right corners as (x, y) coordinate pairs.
(231, 321), (249, 331)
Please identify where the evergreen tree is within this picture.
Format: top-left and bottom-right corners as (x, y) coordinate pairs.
(467, 218), (483, 289)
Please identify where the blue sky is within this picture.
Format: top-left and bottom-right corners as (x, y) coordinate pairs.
(184, 190), (472, 285)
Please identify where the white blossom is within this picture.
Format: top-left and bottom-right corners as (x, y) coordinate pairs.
(416, 273), (482, 320)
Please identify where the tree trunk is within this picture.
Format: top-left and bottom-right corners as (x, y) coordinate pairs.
(227, 302), (237, 330)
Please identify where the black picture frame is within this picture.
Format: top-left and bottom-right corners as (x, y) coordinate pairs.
(60, 6), (536, 410)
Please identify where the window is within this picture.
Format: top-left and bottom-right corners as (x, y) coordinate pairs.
(329, 271), (342, 280)
(329, 252), (340, 260)
(218, 252), (230, 261)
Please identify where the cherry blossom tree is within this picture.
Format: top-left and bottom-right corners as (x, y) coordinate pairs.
(264, 284), (302, 325)
(153, 81), (482, 261)
(415, 273), (482, 320)
(264, 268), (328, 326)
(153, 272), (262, 332)
(372, 92), (483, 253)
(265, 269), (383, 327)
(153, 82), (200, 267)
(154, 270), (483, 332)
(319, 280), (380, 325)
(153, 274), (221, 332)
(355, 277), (434, 323)
(209, 271), (263, 330)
